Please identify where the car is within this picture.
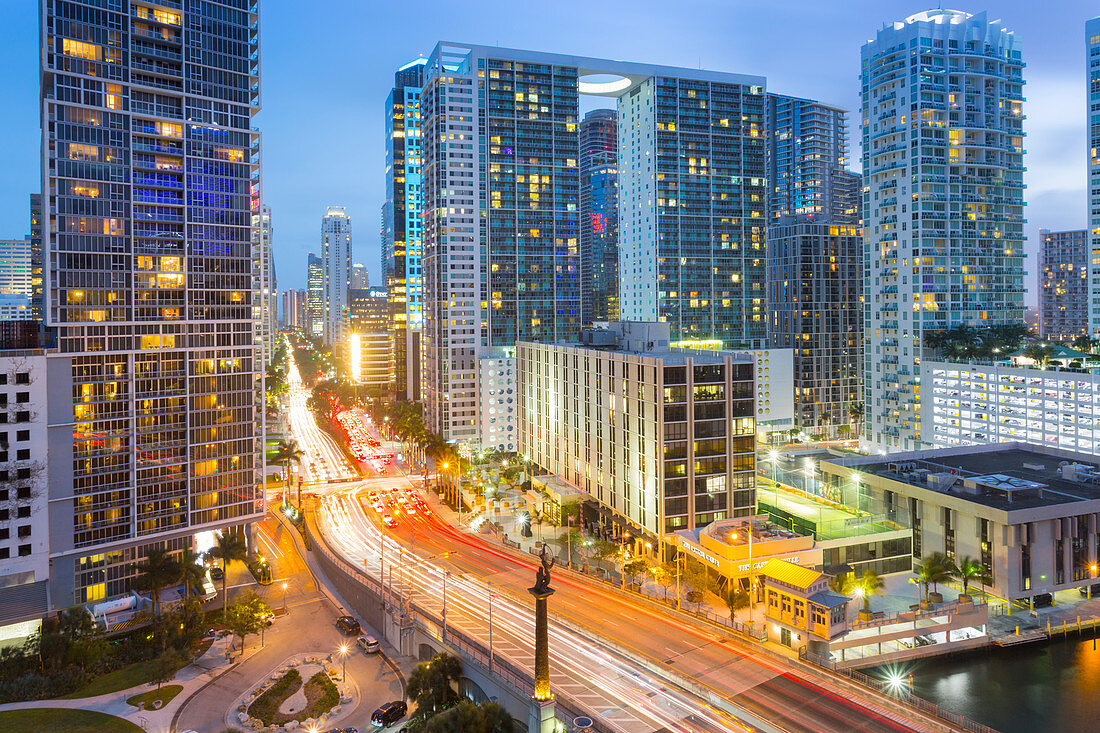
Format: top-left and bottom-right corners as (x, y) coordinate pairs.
(327, 728), (358, 733)
(1032, 593), (1054, 608)
(382, 515), (397, 529)
(370, 700), (407, 728)
(210, 567), (225, 581)
(1081, 584), (1100, 597)
(336, 616), (361, 635)
(356, 634), (379, 653)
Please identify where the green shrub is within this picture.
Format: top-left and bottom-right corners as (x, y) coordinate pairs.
(247, 669), (301, 725)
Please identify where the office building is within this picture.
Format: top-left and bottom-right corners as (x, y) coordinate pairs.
(345, 332), (393, 393)
(862, 10), (1026, 451)
(29, 194), (43, 322)
(517, 321), (756, 546)
(476, 347), (516, 452)
(254, 205), (276, 363)
(321, 206), (352, 344)
(350, 286), (389, 333)
(40, 0), (263, 607)
(350, 263), (368, 290)
(1088, 18), (1100, 338)
(0, 239), (32, 297)
(766, 95), (855, 224)
(923, 359), (1100, 452)
(823, 443), (1100, 604)
(1038, 228), (1089, 341)
(579, 109), (619, 324)
(281, 289), (305, 330)
(307, 252), (324, 338)
(0, 296), (33, 322)
(420, 42), (766, 442)
(0, 349), (51, 643)
(383, 58), (427, 403)
(767, 219), (863, 434)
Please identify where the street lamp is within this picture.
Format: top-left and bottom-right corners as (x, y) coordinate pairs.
(282, 581), (288, 613)
(339, 643), (348, 682)
(488, 582), (497, 673)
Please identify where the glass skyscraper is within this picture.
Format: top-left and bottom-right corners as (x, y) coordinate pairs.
(306, 251), (323, 337)
(861, 9), (1025, 451)
(382, 58), (426, 402)
(41, 0), (263, 606)
(579, 108), (618, 325)
(1088, 18), (1100, 338)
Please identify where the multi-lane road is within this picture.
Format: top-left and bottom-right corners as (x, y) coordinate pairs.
(285, 358), (931, 733)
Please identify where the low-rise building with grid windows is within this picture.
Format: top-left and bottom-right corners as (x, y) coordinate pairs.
(517, 322), (756, 550)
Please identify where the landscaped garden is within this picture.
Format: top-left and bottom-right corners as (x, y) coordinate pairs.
(0, 708), (143, 733)
(245, 664), (339, 727)
(126, 683), (183, 710)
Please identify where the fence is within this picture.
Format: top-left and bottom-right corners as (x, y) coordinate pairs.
(798, 648), (999, 733)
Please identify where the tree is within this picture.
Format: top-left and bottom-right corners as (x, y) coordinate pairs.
(1073, 335), (1097, 353)
(622, 559), (649, 586)
(682, 559), (712, 603)
(149, 648), (186, 692)
(223, 591), (270, 653)
(924, 552), (953, 595)
(135, 549), (179, 622)
(1023, 344), (1056, 368)
(853, 569), (885, 615)
(829, 571), (852, 595)
(848, 401), (864, 435)
(911, 553), (952, 606)
(725, 587), (750, 618)
(407, 653), (463, 715)
(424, 700), (515, 733)
(207, 531), (248, 623)
(950, 556), (991, 599)
(176, 547), (206, 602)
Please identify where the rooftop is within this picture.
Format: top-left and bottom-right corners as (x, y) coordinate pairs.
(761, 558), (823, 590)
(828, 444), (1100, 512)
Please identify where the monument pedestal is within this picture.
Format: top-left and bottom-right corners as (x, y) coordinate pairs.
(528, 695), (557, 733)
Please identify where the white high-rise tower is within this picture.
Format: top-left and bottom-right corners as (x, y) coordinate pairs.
(321, 206), (352, 344)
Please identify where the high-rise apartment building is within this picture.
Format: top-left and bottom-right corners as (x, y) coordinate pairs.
(419, 42), (766, 441)
(766, 95), (854, 224)
(832, 169), (863, 226)
(321, 206), (352, 344)
(579, 108), (618, 324)
(307, 252), (323, 338)
(41, 0), (263, 607)
(1088, 18), (1100, 338)
(280, 288), (306, 331)
(29, 194), (43, 322)
(767, 220), (863, 433)
(1038, 228), (1089, 341)
(382, 58), (427, 403)
(861, 10), (1026, 451)
(254, 205), (276, 362)
(0, 239), (32, 297)
(350, 263), (368, 290)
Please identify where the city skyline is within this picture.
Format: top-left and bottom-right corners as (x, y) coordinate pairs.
(0, 2), (1095, 297)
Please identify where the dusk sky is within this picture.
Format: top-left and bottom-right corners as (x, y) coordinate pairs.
(1, 1), (1096, 302)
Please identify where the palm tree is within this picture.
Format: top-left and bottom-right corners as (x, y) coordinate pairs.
(950, 556), (991, 600)
(135, 548), (179, 621)
(207, 531), (248, 623)
(854, 569), (885, 617)
(270, 439), (305, 508)
(848, 401), (864, 436)
(177, 546), (207, 601)
(407, 653), (463, 714)
(912, 553), (952, 608)
(1024, 344), (1055, 368)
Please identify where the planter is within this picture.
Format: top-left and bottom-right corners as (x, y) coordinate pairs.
(857, 609), (874, 621)
(927, 591), (943, 604)
(958, 593), (972, 603)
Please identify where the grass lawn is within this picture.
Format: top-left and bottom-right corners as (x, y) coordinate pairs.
(126, 684), (182, 710)
(0, 708), (143, 732)
(57, 655), (187, 699)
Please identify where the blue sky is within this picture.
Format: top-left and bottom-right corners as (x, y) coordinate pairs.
(1, 1), (1096, 301)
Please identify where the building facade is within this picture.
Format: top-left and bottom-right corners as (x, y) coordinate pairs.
(254, 205), (276, 363)
(517, 322), (756, 545)
(579, 108), (618, 325)
(350, 263), (368, 290)
(280, 288), (305, 330)
(766, 95), (854, 225)
(923, 360), (1100, 453)
(823, 444), (1100, 604)
(350, 286), (389, 333)
(1038, 228), (1089, 341)
(307, 252), (323, 338)
(382, 58), (427, 403)
(344, 332), (392, 392)
(476, 347), (516, 452)
(41, 0), (264, 607)
(862, 10), (1026, 452)
(0, 239), (32, 297)
(321, 206), (352, 345)
(767, 219), (863, 434)
(1088, 18), (1100, 339)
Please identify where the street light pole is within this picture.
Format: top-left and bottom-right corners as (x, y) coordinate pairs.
(442, 570), (449, 642)
(488, 582), (494, 673)
(282, 581), (288, 614)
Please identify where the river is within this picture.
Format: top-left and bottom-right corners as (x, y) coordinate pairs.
(873, 635), (1100, 732)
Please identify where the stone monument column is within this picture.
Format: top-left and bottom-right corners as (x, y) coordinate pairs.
(528, 546), (557, 733)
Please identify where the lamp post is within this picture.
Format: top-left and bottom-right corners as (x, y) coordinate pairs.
(488, 582), (496, 673)
(768, 450), (780, 505)
(442, 569), (450, 642)
(282, 581), (288, 614)
(339, 644), (348, 682)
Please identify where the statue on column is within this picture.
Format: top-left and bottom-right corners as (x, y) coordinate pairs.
(532, 544), (555, 594)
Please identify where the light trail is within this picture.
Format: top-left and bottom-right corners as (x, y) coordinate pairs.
(284, 346), (358, 488)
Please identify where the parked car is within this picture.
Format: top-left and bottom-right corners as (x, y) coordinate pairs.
(1079, 584), (1100, 597)
(371, 701), (407, 728)
(356, 634), (379, 654)
(336, 616), (361, 635)
(210, 566), (225, 581)
(1032, 593), (1054, 608)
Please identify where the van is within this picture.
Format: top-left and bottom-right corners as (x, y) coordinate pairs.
(371, 700), (407, 727)
(357, 634), (379, 654)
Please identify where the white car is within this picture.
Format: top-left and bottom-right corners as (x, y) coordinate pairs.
(357, 634), (380, 653)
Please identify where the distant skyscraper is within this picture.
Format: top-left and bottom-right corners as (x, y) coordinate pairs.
(307, 253), (324, 337)
(29, 194), (42, 322)
(321, 206), (352, 344)
(767, 219), (863, 433)
(579, 109), (619, 325)
(0, 239), (32, 297)
(862, 10), (1025, 451)
(383, 58), (427, 403)
(351, 263), (368, 290)
(1039, 228), (1089, 341)
(1088, 18), (1100, 338)
(766, 95), (853, 224)
(40, 0), (263, 607)
(832, 169), (863, 226)
(419, 42), (765, 441)
(281, 288), (306, 330)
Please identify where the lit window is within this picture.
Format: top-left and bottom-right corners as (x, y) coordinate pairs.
(62, 39), (100, 61)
